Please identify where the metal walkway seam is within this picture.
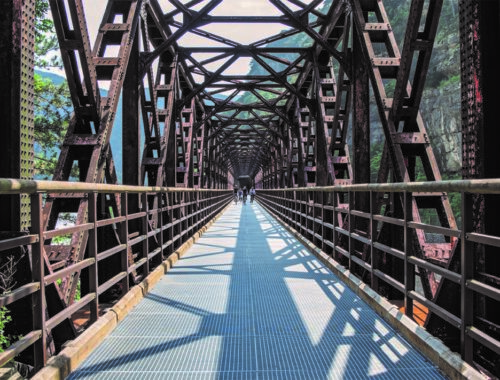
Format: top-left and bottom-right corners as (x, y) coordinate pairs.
(32, 202), (233, 380)
(258, 201), (486, 380)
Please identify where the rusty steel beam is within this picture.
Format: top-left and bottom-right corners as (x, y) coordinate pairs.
(350, 0), (454, 299)
(449, 1), (500, 375)
(0, 0), (34, 232)
(352, 28), (370, 189)
(123, 32), (141, 188)
(0, 0), (37, 368)
(0, 0), (473, 372)
(36, 0), (144, 353)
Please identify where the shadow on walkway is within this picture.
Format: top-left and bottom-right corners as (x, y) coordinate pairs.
(68, 203), (446, 380)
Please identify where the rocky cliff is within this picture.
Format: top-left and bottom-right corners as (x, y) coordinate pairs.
(386, 0), (462, 177)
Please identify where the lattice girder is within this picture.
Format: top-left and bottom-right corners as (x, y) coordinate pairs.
(41, 0), (460, 357)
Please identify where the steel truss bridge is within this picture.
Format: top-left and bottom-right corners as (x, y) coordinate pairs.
(0, 0), (499, 378)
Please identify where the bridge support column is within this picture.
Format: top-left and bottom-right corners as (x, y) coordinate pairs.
(351, 25), (372, 279)
(0, 0), (34, 232)
(123, 32), (141, 188)
(0, 0), (37, 368)
(352, 30), (371, 191)
(460, 0), (500, 367)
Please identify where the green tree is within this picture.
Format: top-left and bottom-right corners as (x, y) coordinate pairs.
(34, 0), (72, 179)
(34, 74), (72, 179)
(0, 307), (12, 353)
(35, 0), (60, 68)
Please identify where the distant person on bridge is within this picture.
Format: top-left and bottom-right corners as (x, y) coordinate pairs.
(250, 187), (256, 203)
(237, 188), (243, 204)
(234, 187), (238, 204)
(242, 186), (248, 205)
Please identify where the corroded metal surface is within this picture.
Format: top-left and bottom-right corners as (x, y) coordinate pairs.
(0, 0), (34, 232)
(3, 0), (499, 377)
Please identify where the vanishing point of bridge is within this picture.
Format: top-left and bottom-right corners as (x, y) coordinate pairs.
(1, 0), (500, 379)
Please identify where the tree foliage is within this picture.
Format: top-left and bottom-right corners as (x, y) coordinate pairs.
(0, 307), (12, 352)
(34, 0), (72, 179)
(34, 74), (72, 179)
(35, 0), (60, 68)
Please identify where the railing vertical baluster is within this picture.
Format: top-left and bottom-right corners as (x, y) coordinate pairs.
(297, 190), (301, 230)
(194, 191), (198, 229)
(30, 193), (46, 369)
(461, 191), (473, 363)
(159, 191), (164, 260)
(88, 192), (98, 322)
(332, 188), (337, 257)
(370, 191), (376, 289)
(299, 190), (303, 233)
(281, 190), (284, 216)
(120, 193), (130, 293)
(297, 190), (301, 232)
(204, 191), (207, 222)
(287, 190), (290, 222)
(311, 190), (315, 243)
(195, 190), (199, 226)
(186, 192), (191, 236)
(285, 190), (289, 222)
(301, 191), (305, 234)
(321, 190), (325, 252)
(184, 192), (188, 243)
(404, 191), (414, 319)
(169, 192), (174, 254)
(348, 190), (353, 271)
(142, 192), (149, 275)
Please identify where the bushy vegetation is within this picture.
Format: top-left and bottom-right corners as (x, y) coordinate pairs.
(0, 255), (21, 354)
(34, 74), (72, 179)
(33, 0), (73, 180)
(0, 307), (12, 353)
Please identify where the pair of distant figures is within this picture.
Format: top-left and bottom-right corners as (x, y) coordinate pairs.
(234, 187), (256, 205)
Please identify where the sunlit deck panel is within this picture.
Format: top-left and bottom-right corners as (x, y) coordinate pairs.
(68, 203), (447, 380)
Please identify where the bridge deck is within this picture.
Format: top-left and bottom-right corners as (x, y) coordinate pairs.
(68, 203), (446, 379)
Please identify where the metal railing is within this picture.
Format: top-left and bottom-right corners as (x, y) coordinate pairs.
(257, 179), (500, 375)
(0, 179), (232, 372)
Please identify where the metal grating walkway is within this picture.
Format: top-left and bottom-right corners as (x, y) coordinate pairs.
(68, 203), (447, 379)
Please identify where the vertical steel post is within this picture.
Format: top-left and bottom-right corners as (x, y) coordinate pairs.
(123, 31), (141, 188)
(88, 192), (99, 323)
(332, 188), (337, 257)
(120, 193), (130, 294)
(348, 191), (353, 272)
(352, 24), (370, 208)
(459, 2), (500, 356)
(0, 0), (34, 231)
(159, 191), (164, 258)
(370, 191), (376, 290)
(141, 192), (150, 275)
(30, 193), (46, 369)
(404, 191), (414, 319)
(461, 191), (474, 363)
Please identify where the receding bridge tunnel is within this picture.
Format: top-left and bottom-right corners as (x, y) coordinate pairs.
(1, 0), (500, 379)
